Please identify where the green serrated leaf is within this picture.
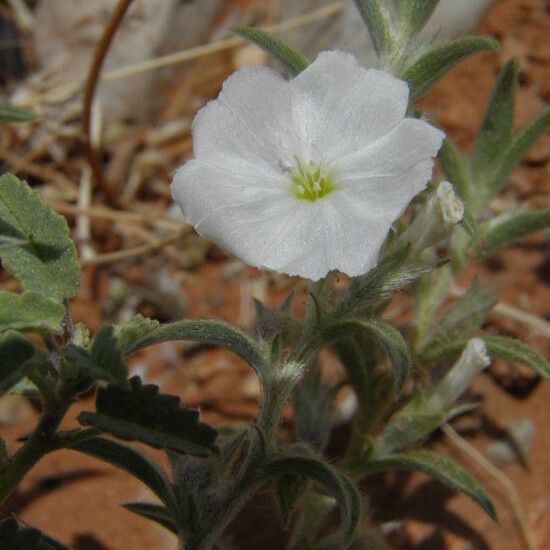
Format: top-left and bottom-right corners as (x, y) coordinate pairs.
(0, 103), (36, 123)
(362, 450), (496, 520)
(396, 0), (439, 36)
(483, 335), (549, 378)
(263, 455), (360, 547)
(234, 26), (309, 75)
(114, 314), (160, 355)
(78, 376), (217, 456)
(403, 37), (499, 100)
(472, 60), (517, 184)
(0, 517), (70, 550)
(0, 330), (36, 396)
(125, 319), (266, 380)
(124, 502), (178, 534)
(353, 0), (393, 58)
(0, 291), (64, 334)
(71, 436), (179, 513)
(479, 208), (550, 255)
(488, 108), (550, 197)
(438, 137), (473, 206)
(0, 173), (80, 301)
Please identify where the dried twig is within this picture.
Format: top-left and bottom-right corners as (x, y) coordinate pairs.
(82, 0), (135, 208)
(442, 423), (535, 550)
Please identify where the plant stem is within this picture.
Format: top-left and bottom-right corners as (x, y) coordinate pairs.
(0, 401), (67, 504)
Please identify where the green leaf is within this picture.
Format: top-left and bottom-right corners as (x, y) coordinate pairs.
(124, 502), (178, 534)
(0, 103), (36, 123)
(64, 325), (128, 386)
(317, 319), (411, 393)
(0, 173), (80, 301)
(233, 26), (309, 75)
(403, 37), (499, 100)
(114, 314), (160, 355)
(263, 455), (360, 547)
(472, 60), (517, 183)
(437, 137), (473, 205)
(276, 474), (308, 526)
(421, 333), (549, 378)
(78, 376), (218, 456)
(125, 319), (266, 380)
(438, 281), (496, 334)
(376, 401), (443, 453)
(479, 208), (550, 255)
(337, 246), (434, 315)
(363, 450), (496, 520)
(488, 108), (550, 196)
(71, 436), (179, 512)
(0, 517), (69, 550)
(0, 291), (64, 334)
(396, 0), (440, 35)
(0, 331), (36, 396)
(483, 335), (549, 378)
(353, 0), (393, 58)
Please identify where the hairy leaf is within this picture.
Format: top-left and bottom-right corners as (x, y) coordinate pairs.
(403, 37), (499, 100)
(483, 335), (549, 378)
(396, 0), (439, 35)
(363, 450), (496, 520)
(125, 319), (266, 380)
(0, 331), (36, 396)
(71, 436), (179, 512)
(263, 455), (360, 547)
(0, 173), (80, 301)
(234, 26), (309, 75)
(78, 376), (218, 456)
(0, 517), (69, 549)
(0, 103), (35, 123)
(276, 474), (308, 526)
(437, 137), (473, 205)
(0, 291), (64, 334)
(438, 281), (496, 334)
(472, 60), (517, 184)
(124, 502), (178, 534)
(114, 314), (160, 355)
(317, 318), (411, 393)
(354, 0), (393, 58)
(337, 246), (434, 315)
(488, 108), (550, 196)
(479, 208), (550, 255)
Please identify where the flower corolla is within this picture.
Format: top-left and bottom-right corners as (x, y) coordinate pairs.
(172, 51), (445, 280)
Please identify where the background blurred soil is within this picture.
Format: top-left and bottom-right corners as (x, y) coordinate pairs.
(0, 0), (549, 549)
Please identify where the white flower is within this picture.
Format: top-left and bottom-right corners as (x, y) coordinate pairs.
(171, 51), (445, 280)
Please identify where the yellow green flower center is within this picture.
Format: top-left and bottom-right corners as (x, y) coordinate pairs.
(289, 162), (335, 201)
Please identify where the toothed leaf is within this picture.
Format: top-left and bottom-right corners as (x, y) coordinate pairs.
(78, 376), (218, 456)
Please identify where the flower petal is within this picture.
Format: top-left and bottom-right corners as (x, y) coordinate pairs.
(290, 51), (410, 163)
(334, 118), (445, 217)
(192, 66), (292, 172)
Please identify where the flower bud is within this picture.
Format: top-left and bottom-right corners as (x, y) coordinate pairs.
(424, 338), (490, 411)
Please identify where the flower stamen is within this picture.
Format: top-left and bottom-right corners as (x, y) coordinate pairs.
(289, 160), (335, 201)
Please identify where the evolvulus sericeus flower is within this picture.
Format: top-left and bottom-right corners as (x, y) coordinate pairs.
(172, 51), (445, 280)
